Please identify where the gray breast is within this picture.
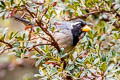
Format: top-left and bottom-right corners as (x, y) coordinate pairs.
(53, 29), (74, 52)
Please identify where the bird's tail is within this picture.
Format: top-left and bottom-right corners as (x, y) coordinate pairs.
(13, 16), (34, 26)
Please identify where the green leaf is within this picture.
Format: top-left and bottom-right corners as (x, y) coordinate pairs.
(9, 32), (14, 39)
(66, 64), (74, 71)
(35, 59), (41, 67)
(101, 53), (106, 62)
(0, 34), (5, 41)
(21, 0), (26, 5)
(23, 33), (25, 40)
(9, 32), (18, 39)
(69, 11), (73, 18)
(111, 51), (116, 57)
(68, 4), (75, 10)
(93, 58), (100, 64)
(45, 14), (50, 19)
(14, 49), (22, 57)
(113, 33), (118, 39)
(51, 27), (55, 32)
(50, 67), (58, 76)
(97, 36), (101, 40)
(88, 31), (93, 39)
(0, 1), (6, 9)
(13, 42), (20, 47)
(15, 36), (23, 41)
(100, 62), (107, 72)
(36, 28), (40, 33)
(87, 39), (91, 48)
(85, 0), (92, 7)
(100, 34), (106, 41)
(23, 49), (27, 54)
(49, 11), (53, 18)
(9, 0), (14, 5)
(45, 45), (49, 52)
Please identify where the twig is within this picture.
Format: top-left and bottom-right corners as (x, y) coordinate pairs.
(67, 10), (113, 21)
(28, 28), (33, 40)
(38, 35), (51, 42)
(0, 47), (12, 54)
(0, 40), (13, 48)
(41, 7), (49, 20)
(25, 5), (35, 18)
(14, 16), (33, 25)
(88, 69), (101, 78)
(33, 43), (51, 47)
(29, 43), (51, 51)
(33, 47), (42, 54)
(36, 20), (61, 52)
(15, 4), (61, 52)
(13, 16), (55, 48)
(32, 1), (44, 5)
(34, 6), (60, 52)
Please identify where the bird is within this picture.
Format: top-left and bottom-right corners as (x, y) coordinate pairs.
(53, 20), (91, 52)
(13, 16), (91, 53)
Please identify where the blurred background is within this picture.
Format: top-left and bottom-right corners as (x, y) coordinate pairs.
(0, 19), (38, 80)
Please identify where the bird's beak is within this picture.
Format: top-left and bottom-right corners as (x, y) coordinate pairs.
(82, 25), (91, 32)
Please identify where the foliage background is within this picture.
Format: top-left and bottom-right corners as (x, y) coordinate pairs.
(0, 0), (120, 80)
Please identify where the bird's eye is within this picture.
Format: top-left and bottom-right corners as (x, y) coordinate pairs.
(76, 24), (80, 27)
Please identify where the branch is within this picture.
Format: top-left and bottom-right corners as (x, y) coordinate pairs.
(33, 47), (42, 54)
(38, 35), (51, 42)
(41, 7), (49, 20)
(35, 6), (60, 52)
(0, 40), (13, 54)
(29, 43), (52, 51)
(36, 20), (61, 52)
(29, 43), (50, 55)
(25, 5), (35, 18)
(31, 0), (44, 5)
(14, 4), (61, 52)
(25, 5), (61, 52)
(0, 40), (13, 48)
(67, 10), (113, 21)
(14, 16), (33, 25)
(0, 47), (11, 54)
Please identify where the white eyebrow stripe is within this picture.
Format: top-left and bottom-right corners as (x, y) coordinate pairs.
(70, 22), (81, 28)
(71, 22), (81, 26)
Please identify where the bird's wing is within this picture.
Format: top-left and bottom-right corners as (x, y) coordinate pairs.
(54, 21), (73, 30)
(53, 29), (74, 52)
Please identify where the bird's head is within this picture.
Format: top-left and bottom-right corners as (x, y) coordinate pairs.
(71, 19), (91, 32)
(71, 20), (92, 46)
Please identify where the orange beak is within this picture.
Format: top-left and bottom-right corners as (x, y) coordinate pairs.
(82, 25), (91, 32)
